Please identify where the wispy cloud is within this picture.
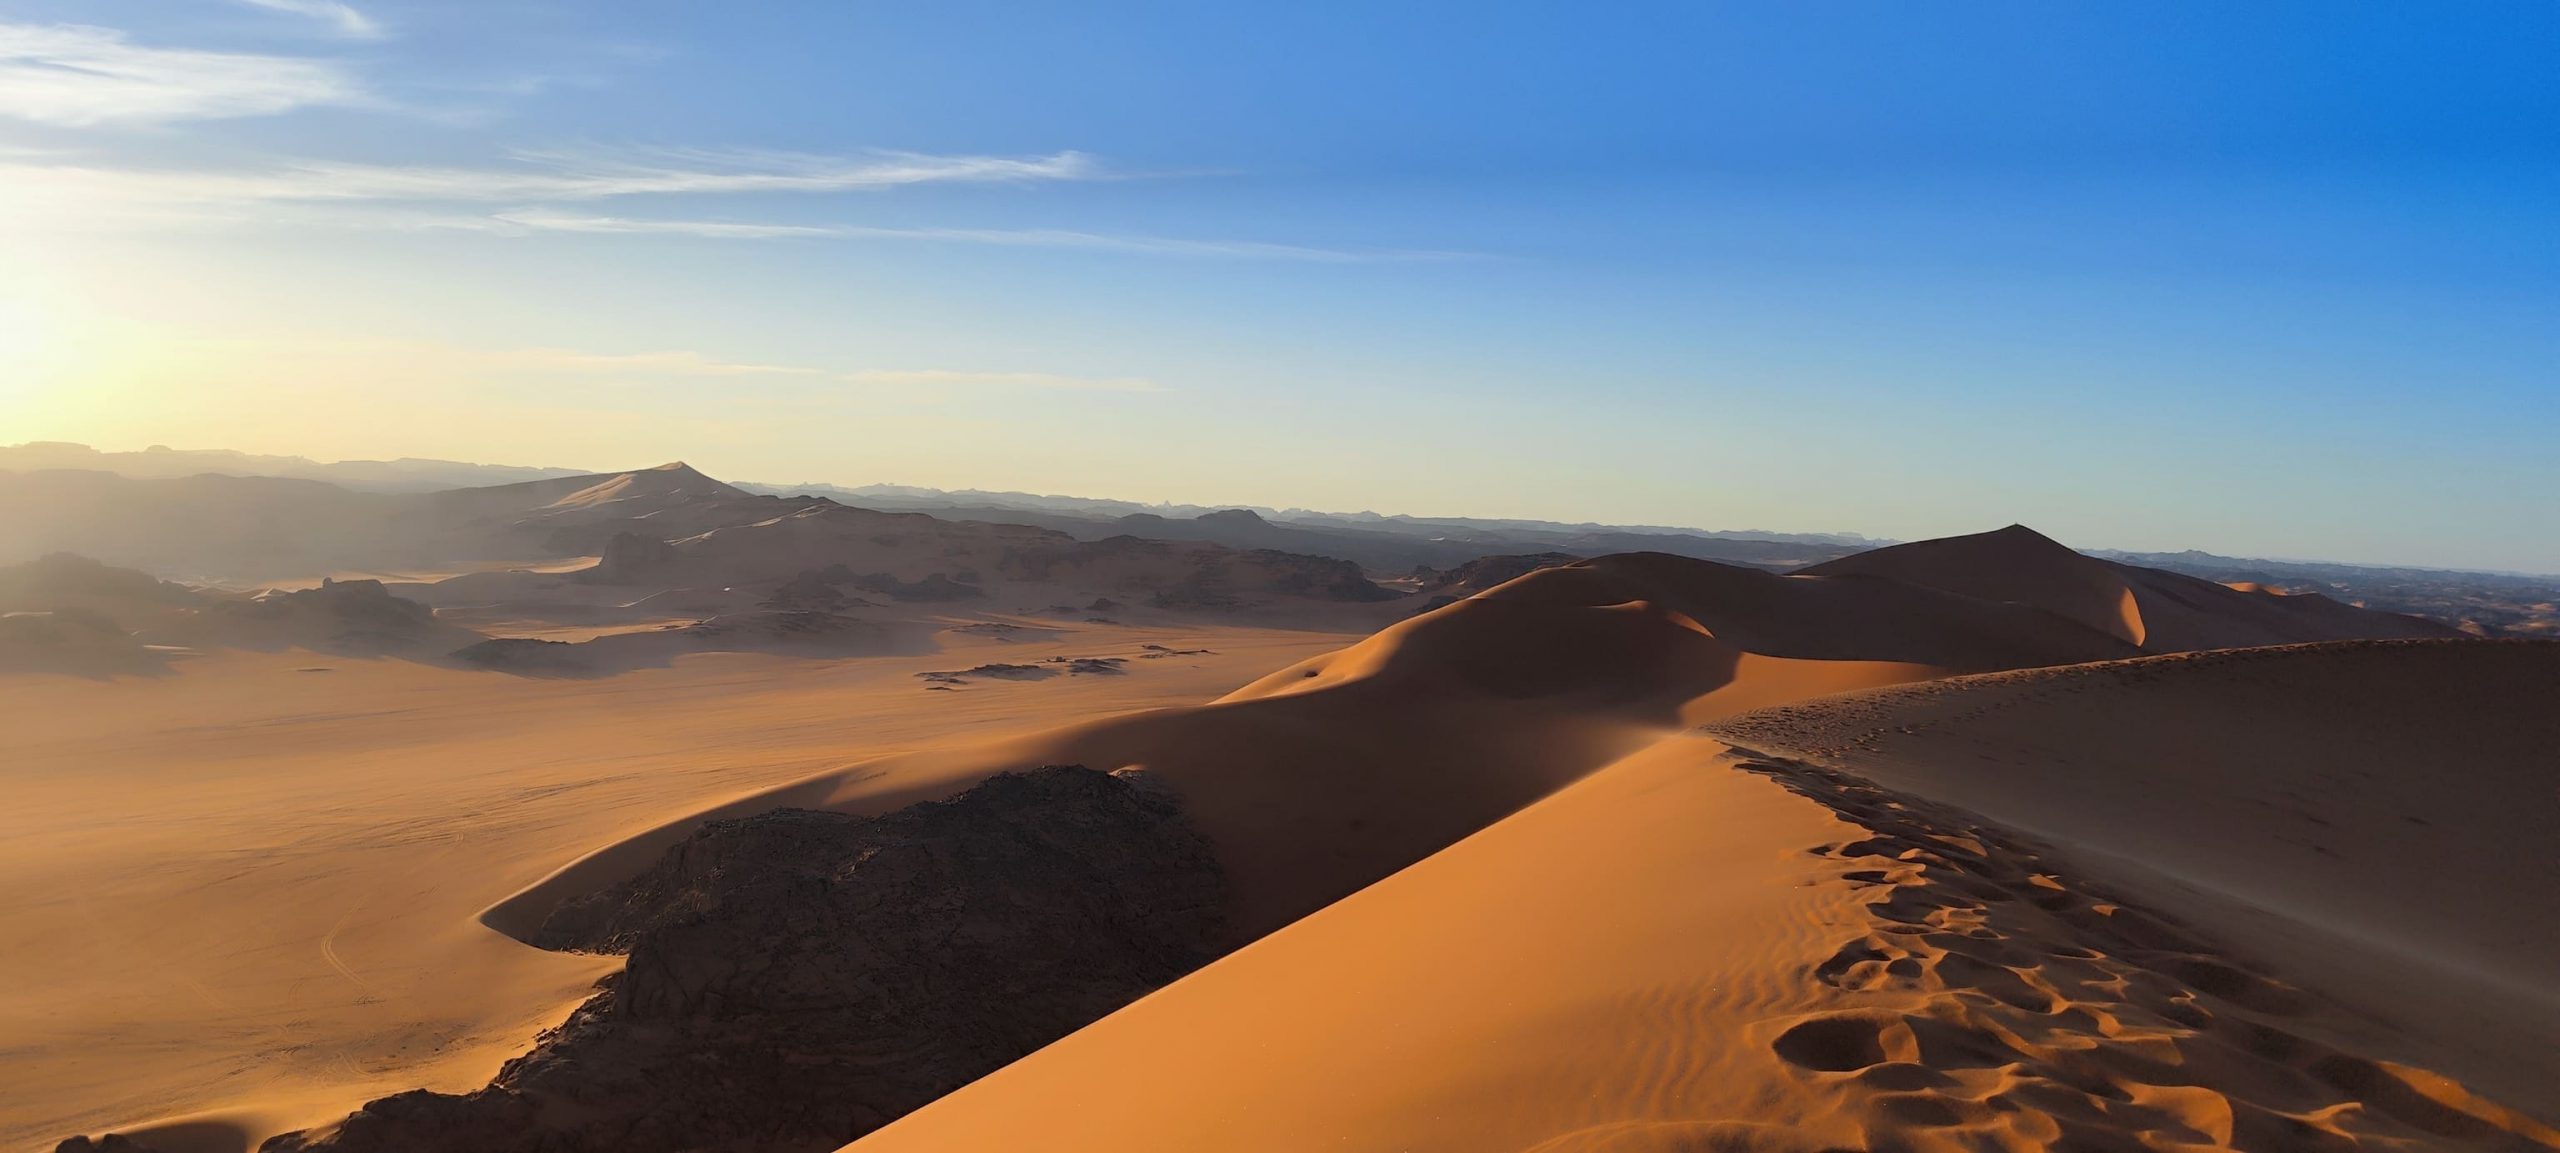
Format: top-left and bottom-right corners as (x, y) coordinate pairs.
(487, 209), (841, 238)
(0, 148), (1098, 204)
(501, 348), (829, 377)
(0, 150), (1455, 261)
(491, 347), (1162, 392)
(840, 369), (1162, 392)
(231, 0), (384, 40)
(494, 209), (1472, 262)
(0, 22), (362, 126)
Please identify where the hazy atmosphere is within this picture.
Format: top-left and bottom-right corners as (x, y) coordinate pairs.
(4, 1), (2553, 571)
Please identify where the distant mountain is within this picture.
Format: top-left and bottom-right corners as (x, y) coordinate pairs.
(0, 462), (767, 581)
(1269, 508), (1883, 548)
(741, 482), (1876, 572)
(0, 441), (591, 493)
(0, 463), (1412, 627)
(10, 445), (2544, 635)
(2089, 548), (2560, 639)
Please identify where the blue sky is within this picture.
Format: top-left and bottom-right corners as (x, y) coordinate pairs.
(1, 2), (2553, 570)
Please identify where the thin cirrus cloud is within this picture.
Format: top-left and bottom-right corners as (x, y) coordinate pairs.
(231, 0), (385, 40)
(3, 148), (1100, 204)
(496, 348), (1163, 393)
(493, 209), (1473, 263)
(0, 21), (363, 126)
(0, 149), (1463, 262)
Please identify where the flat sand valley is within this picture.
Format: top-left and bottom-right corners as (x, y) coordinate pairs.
(1, 624), (1355, 1150)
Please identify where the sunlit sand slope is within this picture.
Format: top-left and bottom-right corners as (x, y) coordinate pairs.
(853, 732), (2559, 1152)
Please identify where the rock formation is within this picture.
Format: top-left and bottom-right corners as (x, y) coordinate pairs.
(261, 766), (1227, 1153)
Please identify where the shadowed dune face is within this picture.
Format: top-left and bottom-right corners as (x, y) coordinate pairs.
(1799, 524), (2458, 652)
(1708, 639), (2560, 1120)
(1511, 553), (2144, 669)
(1800, 524), (2151, 646)
(1727, 755), (2560, 1153)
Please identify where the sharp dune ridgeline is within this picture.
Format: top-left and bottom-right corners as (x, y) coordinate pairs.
(9, 448), (2553, 1153)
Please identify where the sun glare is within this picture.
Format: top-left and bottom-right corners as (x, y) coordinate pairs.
(0, 300), (56, 413)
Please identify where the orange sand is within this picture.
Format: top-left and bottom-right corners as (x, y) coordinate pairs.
(0, 623), (1352, 1150)
(856, 729), (2560, 1152)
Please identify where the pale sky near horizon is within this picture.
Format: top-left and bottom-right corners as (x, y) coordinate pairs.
(1, 3), (2553, 571)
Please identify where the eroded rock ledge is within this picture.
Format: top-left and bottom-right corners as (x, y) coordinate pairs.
(258, 765), (1227, 1153)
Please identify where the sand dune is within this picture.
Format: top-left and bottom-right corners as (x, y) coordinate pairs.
(851, 736), (1877, 1153)
(522, 461), (745, 512)
(256, 551), (1987, 1150)
(845, 602), (2554, 1152)
(354, 544), (2514, 1153)
(490, 550), (2058, 947)
(854, 730), (2559, 1153)
(1800, 524), (2457, 651)
(1709, 638), (2560, 1117)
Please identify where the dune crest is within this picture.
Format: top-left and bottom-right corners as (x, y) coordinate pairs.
(1799, 524), (2457, 652)
(851, 735), (2560, 1152)
(1708, 638), (2560, 1117)
(490, 549), (2055, 947)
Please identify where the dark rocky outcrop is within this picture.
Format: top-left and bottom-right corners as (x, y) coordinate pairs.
(759, 568), (860, 611)
(1411, 551), (1584, 595)
(584, 531), (680, 583)
(0, 552), (200, 611)
(214, 578), (462, 654)
(1237, 548), (1402, 602)
(261, 766), (1227, 1153)
(848, 571), (984, 602)
(54, 1135), (164, 1153)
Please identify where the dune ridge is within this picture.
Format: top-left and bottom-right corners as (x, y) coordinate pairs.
(851, 733), (2560, 1153)
(1799, 525), (2458, 652)
(1705, 638), (2560, 1118)
(488, 547), (2117, 948)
